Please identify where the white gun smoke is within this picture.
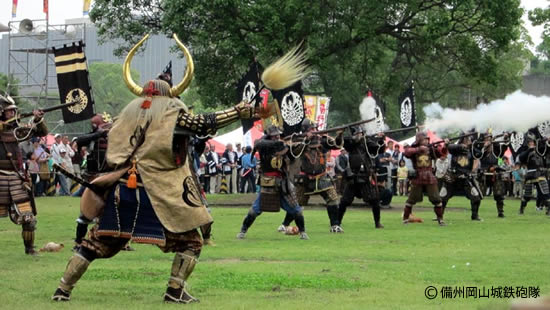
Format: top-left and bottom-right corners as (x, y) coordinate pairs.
(359, 96), (387, 135)
(423, 90), (550, 134)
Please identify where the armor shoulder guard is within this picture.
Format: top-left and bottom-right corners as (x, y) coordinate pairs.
(255, 139), (285, 154)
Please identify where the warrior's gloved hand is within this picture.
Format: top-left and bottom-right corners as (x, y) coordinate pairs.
(234, 101), (255, 119)
(32, 109), (44, 121)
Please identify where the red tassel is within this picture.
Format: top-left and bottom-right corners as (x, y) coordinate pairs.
(141, 99), (152, 109)
(127, 173), (137, 189)
(127, 159), (138, 189)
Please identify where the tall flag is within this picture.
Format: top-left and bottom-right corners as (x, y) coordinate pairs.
(12, 0), (17, 18)
(236, 61), (263, 135)
(272, 81), (305, 137)
(303, 95), (317, 122)
(399, 84), (416, 128)
(537, 121), (550, 139)
(509, 131), (525, 159)
(83, 0), (92, 16)
(510, 127), (541, 160)
(315, 97), (331, 130)
(43, 0), (49, 17)
(53, 41), (95, 123)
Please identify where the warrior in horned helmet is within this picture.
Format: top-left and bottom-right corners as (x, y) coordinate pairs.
(52, 34), (256, 303)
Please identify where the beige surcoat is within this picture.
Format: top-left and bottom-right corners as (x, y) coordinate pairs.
(107, 100), (212, 233)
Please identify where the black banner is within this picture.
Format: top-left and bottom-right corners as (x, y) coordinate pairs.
(537, 121), (550, 139)
(237, 61), (263, 134)
(509, 131), (526, 159)
(399, 85), (415, 128)
(271, 81), (305, 137)
(53, 41), (94, 123)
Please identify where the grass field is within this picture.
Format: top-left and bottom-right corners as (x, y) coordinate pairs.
(1, 195), (549, 310)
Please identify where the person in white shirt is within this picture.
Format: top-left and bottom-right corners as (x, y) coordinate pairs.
(206, 147), (219, 194)
(222, 144), (238, 193)
(435, 153), (451, 189)
(51, 134), (70, 196)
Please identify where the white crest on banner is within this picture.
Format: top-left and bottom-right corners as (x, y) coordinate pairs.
(400, 97), (413, 126)
(242, 81), (256, 103)
(281, 91), (304, 126)
(537, 121), (550, 138)
(510, 132), (524, 152)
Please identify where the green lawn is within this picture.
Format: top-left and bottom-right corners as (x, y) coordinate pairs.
(0, 195), (548, 310)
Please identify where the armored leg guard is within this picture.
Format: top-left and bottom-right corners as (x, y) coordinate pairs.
(200, 223), (212, 240)
(22, 223), (37, 256)
(337, 203), (347, 226)
(294, 212), (306, 233)
(164, 250), (199, 304)
(519, 200), (527, 215)
(75, 223), (88, 245)
(471, 201), (482, 221)
(238, 209), (258, 238)
(434, 206), (446, 226)
(52, 254), (91, 301)
(370, 202), (383, 228)
(403, 205), (413, 223)
(496, 201), (505, 218)
(326, 204), (339, 226)
(282, 212), (294, 226)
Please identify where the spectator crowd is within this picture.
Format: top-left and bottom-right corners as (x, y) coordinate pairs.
(20, 136), (530, 202)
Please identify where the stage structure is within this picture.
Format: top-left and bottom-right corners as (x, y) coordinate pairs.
(7, 18), (88, 104)
(5, 18), (88, 133)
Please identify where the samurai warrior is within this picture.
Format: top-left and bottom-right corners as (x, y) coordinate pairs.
(440, 133), (485, 221)
(237, 125), (308, 240)
(479, 133), (510, 218)
(337, 126), (386, 229)
(402, 132), (447, 226)
(52, 34), (255, 303)
(0, 94), (47, 255)
(72, 113), (113, 249)
(518, 133), (550, 215)
(287, 119), (343, 232)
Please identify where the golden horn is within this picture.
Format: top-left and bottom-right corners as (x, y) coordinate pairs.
(123, 34), (149, 96)
(170, 34), (194, 97)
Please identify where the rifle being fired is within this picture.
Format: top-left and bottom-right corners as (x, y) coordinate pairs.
(5, 101), (80, 123)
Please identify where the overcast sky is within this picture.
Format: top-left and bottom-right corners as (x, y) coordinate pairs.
(0, 0), (548, 51)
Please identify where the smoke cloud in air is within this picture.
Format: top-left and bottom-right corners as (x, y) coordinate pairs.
(423, 90), (550, 134)
(359, 96), (386, 135)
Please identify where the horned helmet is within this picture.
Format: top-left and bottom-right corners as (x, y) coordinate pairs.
(123, 34), (194, 103)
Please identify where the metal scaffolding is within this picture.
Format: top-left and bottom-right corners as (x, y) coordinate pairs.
(6, 18), (87, 108)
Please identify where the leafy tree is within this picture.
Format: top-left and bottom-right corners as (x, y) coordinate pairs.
(90, 0), (525, 129)
(0, 73), (33, 110)
(88, 62), (139, 116)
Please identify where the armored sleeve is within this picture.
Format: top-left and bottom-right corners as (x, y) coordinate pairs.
(177, 102), (253, 136)
(491, 142), (508, 158)
(518, 149), (530, 164)
(447, 144), (466, 155)
(76, 130), (106, 148)
(33, 118), (48, 137)
(288, 137), (307, 154)
(367, 136), (384, 155)
(321, 135), (343, 150)
(403, 146), (420, 158)
(343, 137), (355, 152)
(255, 138), (286, 154)
(10, 118), (48, 141)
